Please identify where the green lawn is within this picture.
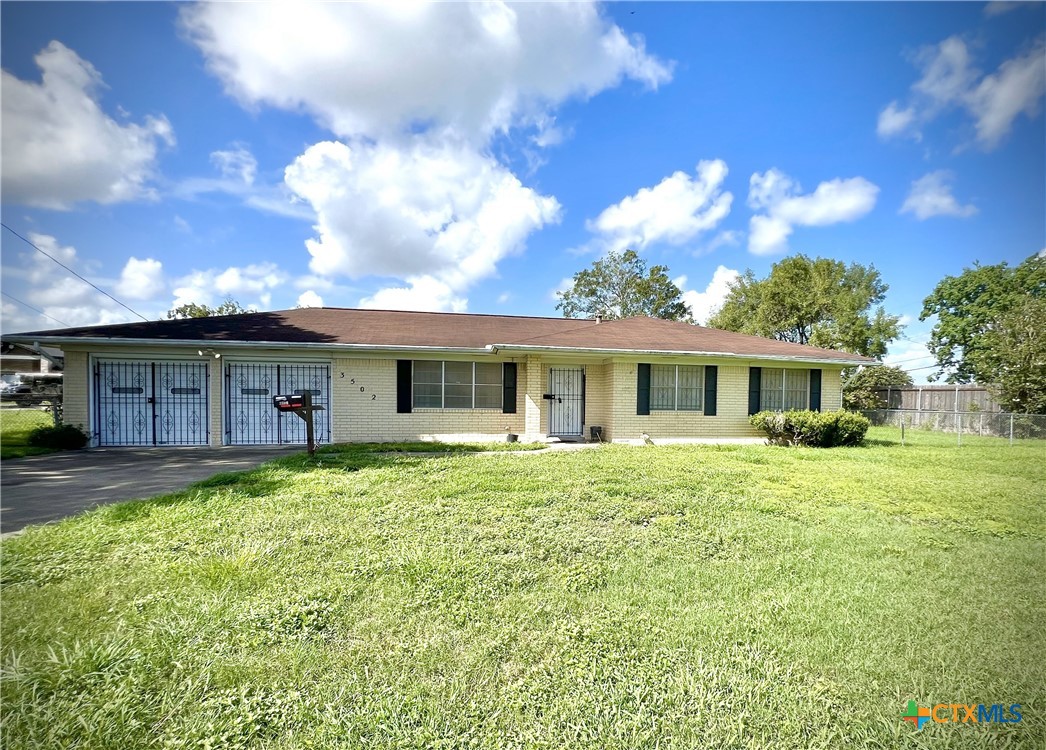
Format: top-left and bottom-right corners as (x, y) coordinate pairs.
(0, 408), (55, 459)
(2, 428), (1043, 749)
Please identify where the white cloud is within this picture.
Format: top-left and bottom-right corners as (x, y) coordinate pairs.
(1, 41), (173, 209)
(587, 159), (733, 253)
(210, 144), (257, 184)
(116, 257), (166, 300)
(296, 290), (324, 308)
(497, 292), (512, 304)
(359, 277), (467, 313)
(966, 40), (1046, 147)
(0, 233), (159, 332)
(876, 101), (918, 139)
(677, 265), (740, 325)
(984, 2), (1025, 18)
(746, 169), (879, 255)
(171, 262), (287, 309)
(900, 171), (978, 220)
(879, 35), (1046, 149)
(284, 139), (560, 311)
(180, 2), (670, 143)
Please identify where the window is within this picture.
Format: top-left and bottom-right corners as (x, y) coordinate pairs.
(760, 368), (808, 411)
(411, 361), (503, 409)
(650, 365), (703, 411)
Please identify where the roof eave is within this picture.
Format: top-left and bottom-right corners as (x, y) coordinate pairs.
(490, 343), (873, 366)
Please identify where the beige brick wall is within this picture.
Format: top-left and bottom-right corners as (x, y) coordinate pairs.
(61, 350), (90, 431)
(331, 357), (527, 443)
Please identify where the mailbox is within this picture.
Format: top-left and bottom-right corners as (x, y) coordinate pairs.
(273, 394), (306, 411)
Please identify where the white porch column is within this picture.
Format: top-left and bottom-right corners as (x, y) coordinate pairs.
(523, 354), (544, 440)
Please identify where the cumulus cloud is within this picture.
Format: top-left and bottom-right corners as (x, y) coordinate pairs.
(296, 290), (324, 308)
(210, 144), (257, 185)
(0, 233), (159, 333)
(878, 35), (1045, 149)
(746, 169), (879, 255)
(284, 139), (560, 311)
(877, 101), (918, 139)
(359, 277), (467, 313)
(171, 262), (287, 309)
(676, 265), (740, 325)
(587, 160), (733, 253)
(900, 171), (978, 219)
(116, 257), (166, 300)
(1, 41), (173, 209)
(180, 2), (670, 143)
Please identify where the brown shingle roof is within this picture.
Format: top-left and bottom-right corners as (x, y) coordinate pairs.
(5, 307), (874, 363)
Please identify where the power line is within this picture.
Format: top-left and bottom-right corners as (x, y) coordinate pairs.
(1, 291), (72, 327)
(1, 223), (148, 322)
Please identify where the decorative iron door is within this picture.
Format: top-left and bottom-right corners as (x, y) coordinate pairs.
(95, 361), (209, 446)
(547, 367), (585, 437)
(226, 363), (330, 445)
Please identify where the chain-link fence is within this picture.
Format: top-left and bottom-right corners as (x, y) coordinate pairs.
(1, 399), (62, 448)
(862, 409), (1046, 443)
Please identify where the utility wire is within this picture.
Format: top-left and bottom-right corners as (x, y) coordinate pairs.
(1, 223), (149, 322)
(1, 291), (72, 327)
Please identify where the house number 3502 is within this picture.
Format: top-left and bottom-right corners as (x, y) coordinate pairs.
(340, 373), (376, 400)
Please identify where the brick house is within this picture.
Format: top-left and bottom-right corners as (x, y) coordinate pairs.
(3, 308), (872, 447)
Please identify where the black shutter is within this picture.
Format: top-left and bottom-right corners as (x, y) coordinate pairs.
(396, 360), (412, 414)
(809, 368), (822, 412)
(748, 367), (762, 415)
(637, 363), (651, 415)
(502, 362), (517, 414)
(703, 365), (718, 416)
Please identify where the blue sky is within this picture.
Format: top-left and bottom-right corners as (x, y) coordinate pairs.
(2, 1), (1043, 382)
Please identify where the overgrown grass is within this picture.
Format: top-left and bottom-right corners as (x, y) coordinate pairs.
(2, 428), (1043, 748)
(0, 409), (56, 459)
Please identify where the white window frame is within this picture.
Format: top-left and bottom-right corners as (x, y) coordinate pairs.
(650, 364), (703, 412)
(761, 367), (809, 411)
(412, 361), (502, 410)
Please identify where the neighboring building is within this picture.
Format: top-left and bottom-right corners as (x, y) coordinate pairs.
(2, 308), (872, 447)
(1, 342), (63, 374)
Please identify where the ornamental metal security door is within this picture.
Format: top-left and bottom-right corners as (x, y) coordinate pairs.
(226, 363), (330, 445)
(547, 367), (585, 437)
(95, 361), (209, 446)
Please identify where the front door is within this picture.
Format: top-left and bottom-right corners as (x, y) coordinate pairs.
(547, 367), (584, 437)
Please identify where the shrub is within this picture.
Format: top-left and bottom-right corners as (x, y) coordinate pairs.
(750, 410), (869, 447)
(26, 423), (89, 450)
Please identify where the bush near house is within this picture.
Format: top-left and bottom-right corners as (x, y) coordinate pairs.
(26, 424), (89, 451)
(750, 409), (870, 447)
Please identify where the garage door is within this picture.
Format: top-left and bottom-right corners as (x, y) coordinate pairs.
(226, 363), (330, 445)
(95, 361), (209, 446)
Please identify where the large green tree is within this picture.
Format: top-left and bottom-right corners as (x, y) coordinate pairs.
(556, 249), (692, 321)
(973, 295), (1046, 413)
(165, 298), (250, 320)
(920, 254), (1045, 385)
(842, 365), (913, 411)
(707, 255), (902, 358)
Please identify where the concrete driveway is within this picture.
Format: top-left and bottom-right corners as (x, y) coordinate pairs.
(1, 446), (301, 534)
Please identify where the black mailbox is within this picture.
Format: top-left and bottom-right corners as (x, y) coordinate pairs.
(273, 394), (306, 411)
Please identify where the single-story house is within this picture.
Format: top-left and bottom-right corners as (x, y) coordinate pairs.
(1, 342), (63, 374)
(3, 308), (873, 447)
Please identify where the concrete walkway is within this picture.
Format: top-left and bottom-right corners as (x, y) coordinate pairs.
(1, 446), (300, 534)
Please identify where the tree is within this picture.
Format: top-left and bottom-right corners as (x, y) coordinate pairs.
(707, 255), (902, 358)
(556, 249), (692, 321)
(842, 365), (913, 411)
(974, 296), (1046, 413)
(920, 254), (1045, 383)
(165, 298), (250, 320)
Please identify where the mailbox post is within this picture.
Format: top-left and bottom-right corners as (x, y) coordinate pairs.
(272, 391), (325, 456)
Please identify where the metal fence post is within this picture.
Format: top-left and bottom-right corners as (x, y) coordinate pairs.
(1010, 413), (1014, 446)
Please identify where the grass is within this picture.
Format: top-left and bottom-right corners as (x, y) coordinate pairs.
(1, 428), (1043, 749)
(0, 408), (55, 459)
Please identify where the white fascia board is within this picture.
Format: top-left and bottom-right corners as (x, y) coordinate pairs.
(489, 343), (872, 367)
